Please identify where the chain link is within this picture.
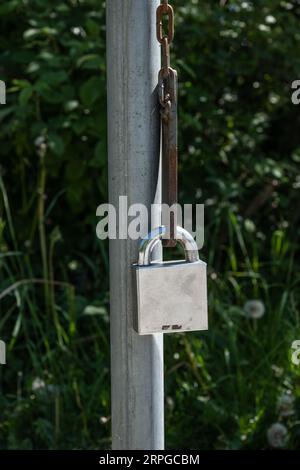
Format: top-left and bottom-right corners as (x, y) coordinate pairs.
(156, 3), (174, 45)
(156, 0), (175, 132)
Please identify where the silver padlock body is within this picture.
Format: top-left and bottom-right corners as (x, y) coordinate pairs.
(134, 259), (208, 335)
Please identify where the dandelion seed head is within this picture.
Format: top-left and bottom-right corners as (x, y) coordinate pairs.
(267, 423), (288, 448)
(278, 393), (295, 417)
(244, 300), (265, 319)
(31, 377), (46, 392)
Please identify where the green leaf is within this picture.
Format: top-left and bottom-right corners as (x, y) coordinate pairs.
(19, 87), (33, 106)
(85, 18), (101, 36)
(48, 133), (65, 156)
(12, 79), (31, 89)
(0, 106), (14, 121)
(76, 54), (102, 69)
(0, 0), (19, 16)
(40, 71), (68, 86)
(89, 140), (106, 168)
(23, 28), (39, 40)
(79, 77), (101, 107)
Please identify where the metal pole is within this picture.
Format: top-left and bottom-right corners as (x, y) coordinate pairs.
(106, 0), (164, 450)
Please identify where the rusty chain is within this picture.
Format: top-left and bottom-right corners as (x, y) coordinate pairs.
(156, 2), (174, 44)
(156, 1), (227, 246)
(156, 0), (177, 247)
(156, 0), (174, 78)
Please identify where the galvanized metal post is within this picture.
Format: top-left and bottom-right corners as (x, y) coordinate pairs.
(106, 0), (164, 450)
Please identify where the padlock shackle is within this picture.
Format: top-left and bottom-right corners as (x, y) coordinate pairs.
(138, 226), (199, 266)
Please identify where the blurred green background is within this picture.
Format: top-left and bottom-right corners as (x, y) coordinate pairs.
(0, 0), (300, 450)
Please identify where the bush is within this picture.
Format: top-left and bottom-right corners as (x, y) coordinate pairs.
(0, 0), (299, 449)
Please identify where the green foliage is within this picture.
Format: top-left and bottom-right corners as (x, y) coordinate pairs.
(0, 0), (300, 450)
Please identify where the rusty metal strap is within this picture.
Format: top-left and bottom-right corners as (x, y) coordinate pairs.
(159, 68), (178, 247)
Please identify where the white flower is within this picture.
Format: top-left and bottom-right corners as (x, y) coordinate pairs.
(267, 423), (288, 448)
(266, 15), (276, 24)
(32, 377), (46, 392)
(258, 24), (271, 33)
(278, 394), (295, 417)
(265, 15), (276, 24)
(100, 416), (109, 424)
(71, 26), (86, 37)
(244, 300), (265, 319)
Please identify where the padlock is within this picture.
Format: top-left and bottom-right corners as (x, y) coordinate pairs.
(133, 226), (208, 335)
